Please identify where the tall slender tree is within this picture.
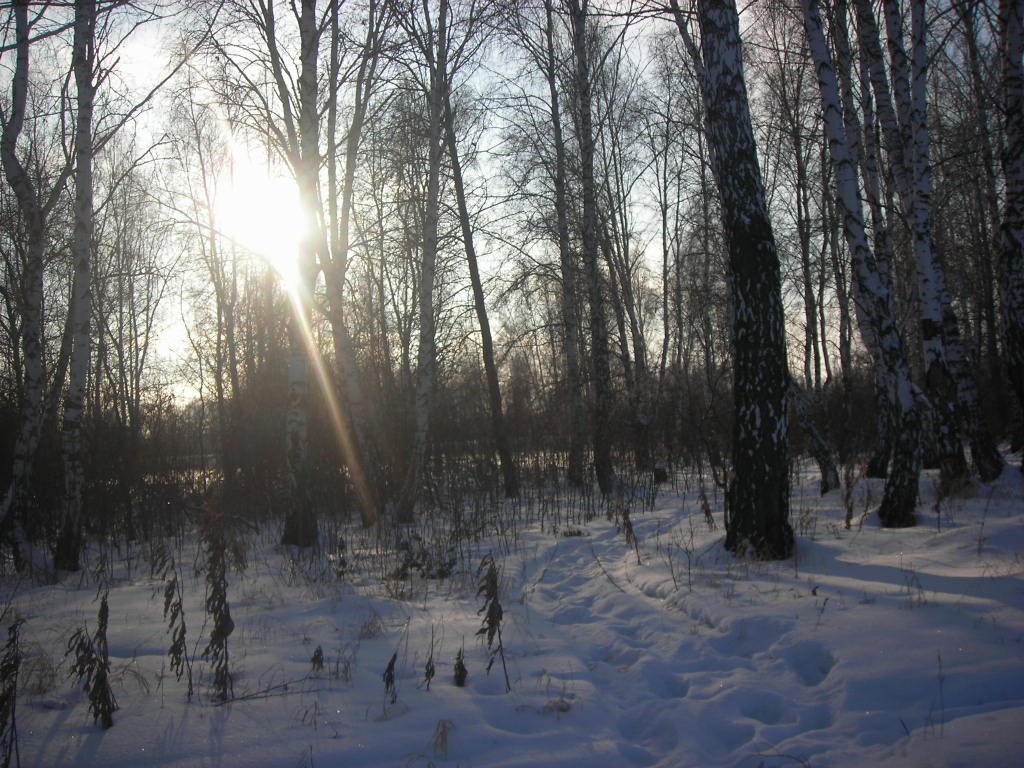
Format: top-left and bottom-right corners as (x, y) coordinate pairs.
(567, 0), (615, 495)
(443, 93), (519, 497)
(0, 0), (74, 573)
(853, 0), (981, 490)
(515, 0), (588, 486)
(395, 0), (451, 522)
(321, 0), (391, 526)
(999, 0), (1024, 452)
(802, 0), (921, 526)
(55, 0), (99, 571)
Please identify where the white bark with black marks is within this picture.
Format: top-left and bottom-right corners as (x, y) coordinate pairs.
(802, 0), (921, 526)
(56, 0), (99, 571)
(0, 0), (70, 573)
(855, 0), (967, 489)
(684, 0), (794, 558)
(396, 0), (450, 522)
(999, 0), (1024, 448)
(568, 0), (614, 495)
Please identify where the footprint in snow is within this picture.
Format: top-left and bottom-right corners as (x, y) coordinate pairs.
(779, 640), (837, 687)
(550, 604), (600, 625)
(707, 616), (793, 659)
(638, 659), (690, 699)
(735, 689), (791, 725)
(616, 741), (657, 766)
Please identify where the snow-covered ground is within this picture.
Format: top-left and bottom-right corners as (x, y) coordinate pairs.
(4, 457), (1023, 767)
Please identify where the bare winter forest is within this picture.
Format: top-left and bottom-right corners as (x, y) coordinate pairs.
(0, 0), (1022, 766)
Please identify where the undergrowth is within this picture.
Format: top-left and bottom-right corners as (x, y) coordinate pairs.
(66, 592), (117, 729)
(0, 619), (24, 768)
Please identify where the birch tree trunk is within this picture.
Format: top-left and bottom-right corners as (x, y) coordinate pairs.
(906, 0), (1000, 482)
(211, 0), (388, 532)
(55, 0), (98, 571)
(803, 0), (921, 526)
(280, 0), (321, 547)
(999, 0), (1024, 462)
(542, 0), (586, 486)
(957, 0), (1006, 414)
(568, 0), (615, 496)
(682, 0), (794, 557)
(396, 0), (449, 523)
(849, 17), (897, 475)
(853, 0), (968, 490)
(894, 0), (969, 488)
(0, 0), (68, 573)
(321, 0), (388, 527)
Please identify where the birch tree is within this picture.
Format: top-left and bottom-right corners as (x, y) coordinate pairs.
(262, 0), (323, 546)
(321, 0), (391, 526)
(852, 0), (1002, 486)
(501, 0), (587, 486)
(903, 0), (1001, 482)
(54, 0), (99, 571)
(53, 0), (211, 567)
(568, 0), (615, 495)
(673, 0), (794, 558)
(0, 0), (74, 572)
(443, 93), (519, 497)
(394, 0), (451, 521)
(801, 0), (921, 526)
(999, 0), (1024, 449)
(207, 0), (380, 541)
(848, 4), (897, 475)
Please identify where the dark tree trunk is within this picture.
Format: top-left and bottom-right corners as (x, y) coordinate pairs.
(685, 0), (794, 558)
(444, 95), (518, 498)
(281, 0), (321, 547)
(998, 0), (1024, 467)
(542, 0), (586, 486)
(790, 381), (840, 495)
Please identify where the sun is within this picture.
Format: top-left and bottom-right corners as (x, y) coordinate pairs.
(215, 146), (306, 288)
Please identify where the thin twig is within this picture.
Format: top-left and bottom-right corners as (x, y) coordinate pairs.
(588, 542), (626, 594)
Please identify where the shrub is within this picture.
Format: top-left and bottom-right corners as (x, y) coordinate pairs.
(0, 619), (24, 768)
(155, 548), (193, 699)
(453, 645), (467, 687)
(200, 505), (234, 702)
(66, 593), (117, 729)
(476, 554), (509, 692)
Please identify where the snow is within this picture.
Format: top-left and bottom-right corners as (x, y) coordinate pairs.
(3, 456), (1023, 767)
